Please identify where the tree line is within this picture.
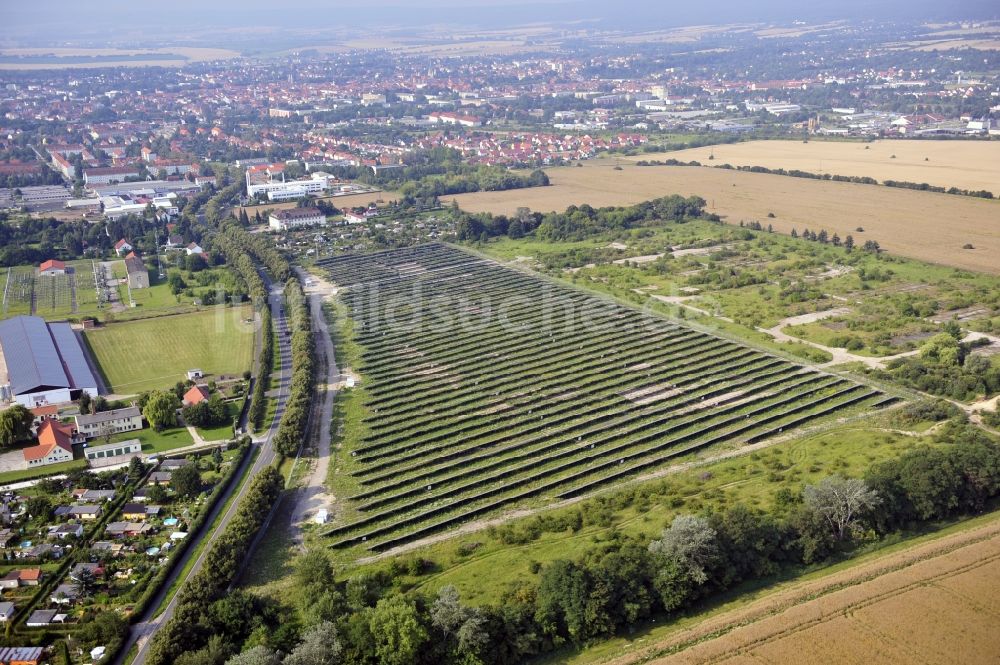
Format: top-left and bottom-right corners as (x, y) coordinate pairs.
(453, 194), (709, 243)
(712, 163), (994, 200)
(272, 277), (315, 458)
(247, 307), (273, 432)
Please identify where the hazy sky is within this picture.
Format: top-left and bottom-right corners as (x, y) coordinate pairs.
(4, 0), (997, 43)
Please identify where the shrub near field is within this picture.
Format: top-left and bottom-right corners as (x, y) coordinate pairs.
(316, 243), (894, 556)
(84, 308), (255, 393)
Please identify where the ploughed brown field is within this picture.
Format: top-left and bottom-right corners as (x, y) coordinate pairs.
(599, 516), (1000, 665)
(449, 161), (1000, 274)
(648, 139), (1000, 194)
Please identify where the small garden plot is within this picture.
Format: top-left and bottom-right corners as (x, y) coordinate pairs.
(315, 243), (893, 554)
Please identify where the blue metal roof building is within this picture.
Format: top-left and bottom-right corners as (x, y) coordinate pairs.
(0, 316), (99, 407)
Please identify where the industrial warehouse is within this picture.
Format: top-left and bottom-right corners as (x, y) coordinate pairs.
(0, 316), (99, 407)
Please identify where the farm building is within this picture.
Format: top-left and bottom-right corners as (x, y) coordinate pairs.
(0, 316), (99, 407)
(38, 259), (66, 276)
(124, 255), (149, 289)
(22, 420), (74, 468)
(74, 406), (143, 438)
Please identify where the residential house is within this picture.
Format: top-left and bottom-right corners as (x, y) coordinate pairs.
(0, 602), (13, 622)
(25, 609), (61, 627)
(182, 385), (210, 406)
(148, 472), (172, 485)
(22, 420), (74, 469)
(72, 489), (116, 502)
(28, 405), (59, 429)
(91, 541), (125, 557)
(185, 242), (204, 255)
(121, 503), (149, 521)
(70, 562), (104, 581)
(0, 569), (42, 589)
(0, 530), (16, 549)
(165, 234), (184, 249)
(48, 523), (84, 540)
(74, 406), (143, 439)
(114, 239), (133, 256)
(105, 522), (152, 538)
(50, 583), (80, 605)
(54, 505), (102, 520)
(159, 458), (191, 470)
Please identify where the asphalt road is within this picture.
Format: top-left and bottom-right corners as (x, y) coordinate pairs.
(118, 276), (293, 665)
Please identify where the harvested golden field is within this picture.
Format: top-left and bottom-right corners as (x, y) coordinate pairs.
(644, 139), (1000, 194)
(594, 515), (1000, 665)
(449, 162), (1000, 274)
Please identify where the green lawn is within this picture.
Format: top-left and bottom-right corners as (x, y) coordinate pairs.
(84, 308), (255, 394)
(109, 427), (195, 454)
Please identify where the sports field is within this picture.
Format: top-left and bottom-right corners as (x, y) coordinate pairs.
(84, 308), (255, 394)
(654, 139), (1000, 194)
(449, 161), (1000, 274)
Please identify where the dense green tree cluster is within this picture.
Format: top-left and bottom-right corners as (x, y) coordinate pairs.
(453, 194), (708, 243)
(398, 167), (548, 202)
(216, 222), (291, 283)
(272, 278), (315, 458)
(183, 393), (230, 429)
(0, 404), (34, 448)
(882, 332), (1000, 400)
(141, 390), (181, 431)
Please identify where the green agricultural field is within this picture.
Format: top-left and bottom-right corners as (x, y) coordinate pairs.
(312, 243), (895, 560)
(84, 307), (256, 394)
